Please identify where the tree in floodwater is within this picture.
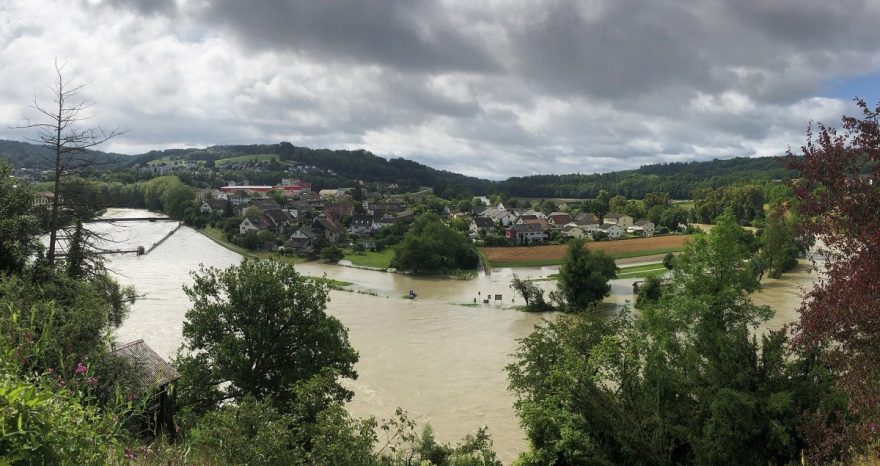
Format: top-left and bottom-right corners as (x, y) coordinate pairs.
(787, 98), (880, 457)
(16, 61), (126, 265)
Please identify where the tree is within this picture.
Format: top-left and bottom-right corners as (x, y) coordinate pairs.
(175, 260), (359, 412)
(391, 213), (479, 274)
(787, 99), (880, 455)
(0, 162), (43, 274)
(320, 245), (345, 263)
(555, 239), (618, 311)
(608, 194), (627, 213)
(760, 205), (800, 278)
(16, 61), (126, 265)
(510, 274), (547, 311)
(662, 252), (676, 270)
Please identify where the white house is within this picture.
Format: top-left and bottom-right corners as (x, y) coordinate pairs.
(627, 219), (655, 237)
(595, 224), (623, 239)
(561, 225), (589, 239)
(239, 216), (269, 235)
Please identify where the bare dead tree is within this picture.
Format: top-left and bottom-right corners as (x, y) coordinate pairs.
(16, 60), (128, 265)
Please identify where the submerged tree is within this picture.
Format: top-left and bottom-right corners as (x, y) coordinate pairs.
(555, 239), (618, 311)
(16, 61), (126, 265)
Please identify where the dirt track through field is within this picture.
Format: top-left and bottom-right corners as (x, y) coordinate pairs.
(482, 235), (691, 264)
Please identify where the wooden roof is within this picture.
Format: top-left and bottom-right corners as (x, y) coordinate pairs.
(112, 340), (180, 391)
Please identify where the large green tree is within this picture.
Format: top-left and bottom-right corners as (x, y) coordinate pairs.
(391, 213), (479, 274)
(175, 259), (359, 412)
(555, 239), (618, 311)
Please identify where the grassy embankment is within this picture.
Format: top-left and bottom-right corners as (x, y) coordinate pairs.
(342, 248), (395, 269)
(530, 263), (669, 282)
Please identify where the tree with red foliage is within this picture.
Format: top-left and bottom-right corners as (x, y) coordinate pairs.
(787, 99), (880, 453)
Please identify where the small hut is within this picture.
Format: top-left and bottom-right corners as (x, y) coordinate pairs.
(112, 339), (181, 440)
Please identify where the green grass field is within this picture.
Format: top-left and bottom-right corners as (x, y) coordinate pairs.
(215, 153), (279, 165)
(343, 248), (395, 269)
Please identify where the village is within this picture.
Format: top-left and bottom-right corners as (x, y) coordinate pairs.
(195, 178), (666, 268)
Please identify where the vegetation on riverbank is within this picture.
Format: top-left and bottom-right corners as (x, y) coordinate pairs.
(343, 248), (395, 269)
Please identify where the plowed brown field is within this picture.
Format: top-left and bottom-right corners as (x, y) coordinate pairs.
(482, 235), (691, 266)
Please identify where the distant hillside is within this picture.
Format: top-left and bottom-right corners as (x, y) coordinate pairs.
(131, 142), (496, 197)
(2, 138), (794, 198)
(0, 139), (131, 170)
(497, 156), (794, 199)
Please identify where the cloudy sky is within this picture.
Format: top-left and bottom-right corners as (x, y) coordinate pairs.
(1, 0), (879, 178)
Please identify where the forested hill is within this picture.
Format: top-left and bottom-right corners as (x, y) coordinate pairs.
(497, 156), (794, 199)
(0, 139), (131, 170)
(3, 138), (793, 199)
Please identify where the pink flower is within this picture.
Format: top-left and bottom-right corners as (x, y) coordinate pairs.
(47, 367), (53, 374)
(869, 421), (879, 434)
(86, 377), (97, 386)
(74, 362), (88, 375)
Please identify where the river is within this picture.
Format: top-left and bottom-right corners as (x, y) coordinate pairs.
(95, 209), (815, 464)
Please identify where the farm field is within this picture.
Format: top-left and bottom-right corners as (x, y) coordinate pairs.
(481, 235), (690, 267)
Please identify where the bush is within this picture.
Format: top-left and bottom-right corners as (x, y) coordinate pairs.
(320, 245), (345, 263)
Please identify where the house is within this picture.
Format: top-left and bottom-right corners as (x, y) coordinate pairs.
(627, 219), (655, 237)
(366, 202), (405, 216)
(239, 216), (271, 235)
(394, 210), (415, 223)
(250, 198), (282, 211)
(349, 215), (375, 235)
(603, 212), (634, 228)
(506, 223), (548, 245)
(516, 214), (539, 224)
(522, 217), (551, 232)
(576, 212), (600, 224)
(312, 213), (344, 243)
(561, 225), (589, 239)
(200, 198), (229, 216)
(287, 226), (320, 255)
(324, 203), (354, 219)
(547, 212), (573, 227)
(286, 199), (312, 218)
(111, 340), (180, 440)
(595, 224), (623, 239)
(470, 217), (495, 235)
(227, 190), (251, 207)
(262, 209), (294, 236)
(373, 215), (397, 229)
(482, 208), (518, 226)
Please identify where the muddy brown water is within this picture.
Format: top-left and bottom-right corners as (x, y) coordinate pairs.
(97, 209), (815, 464)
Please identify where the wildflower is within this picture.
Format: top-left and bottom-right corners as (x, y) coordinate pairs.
(74, 362), (88, 375)
(127, 392), (137, 401)
(870, 421), (878, 434)
(124, 447), (136, 459)
(47, 367), (54, 374)
(86, 377), (97, 386)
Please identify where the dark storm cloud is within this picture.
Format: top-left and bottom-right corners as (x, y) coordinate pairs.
(97, 0), (177, 16)
(192, 0), (500, 73)
(4, 0), (880, 177)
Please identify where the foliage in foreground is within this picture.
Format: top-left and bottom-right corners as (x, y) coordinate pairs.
(507, 210), (849, 465)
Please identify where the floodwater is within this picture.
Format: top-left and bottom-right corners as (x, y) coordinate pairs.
(95, 209), (816, 464)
